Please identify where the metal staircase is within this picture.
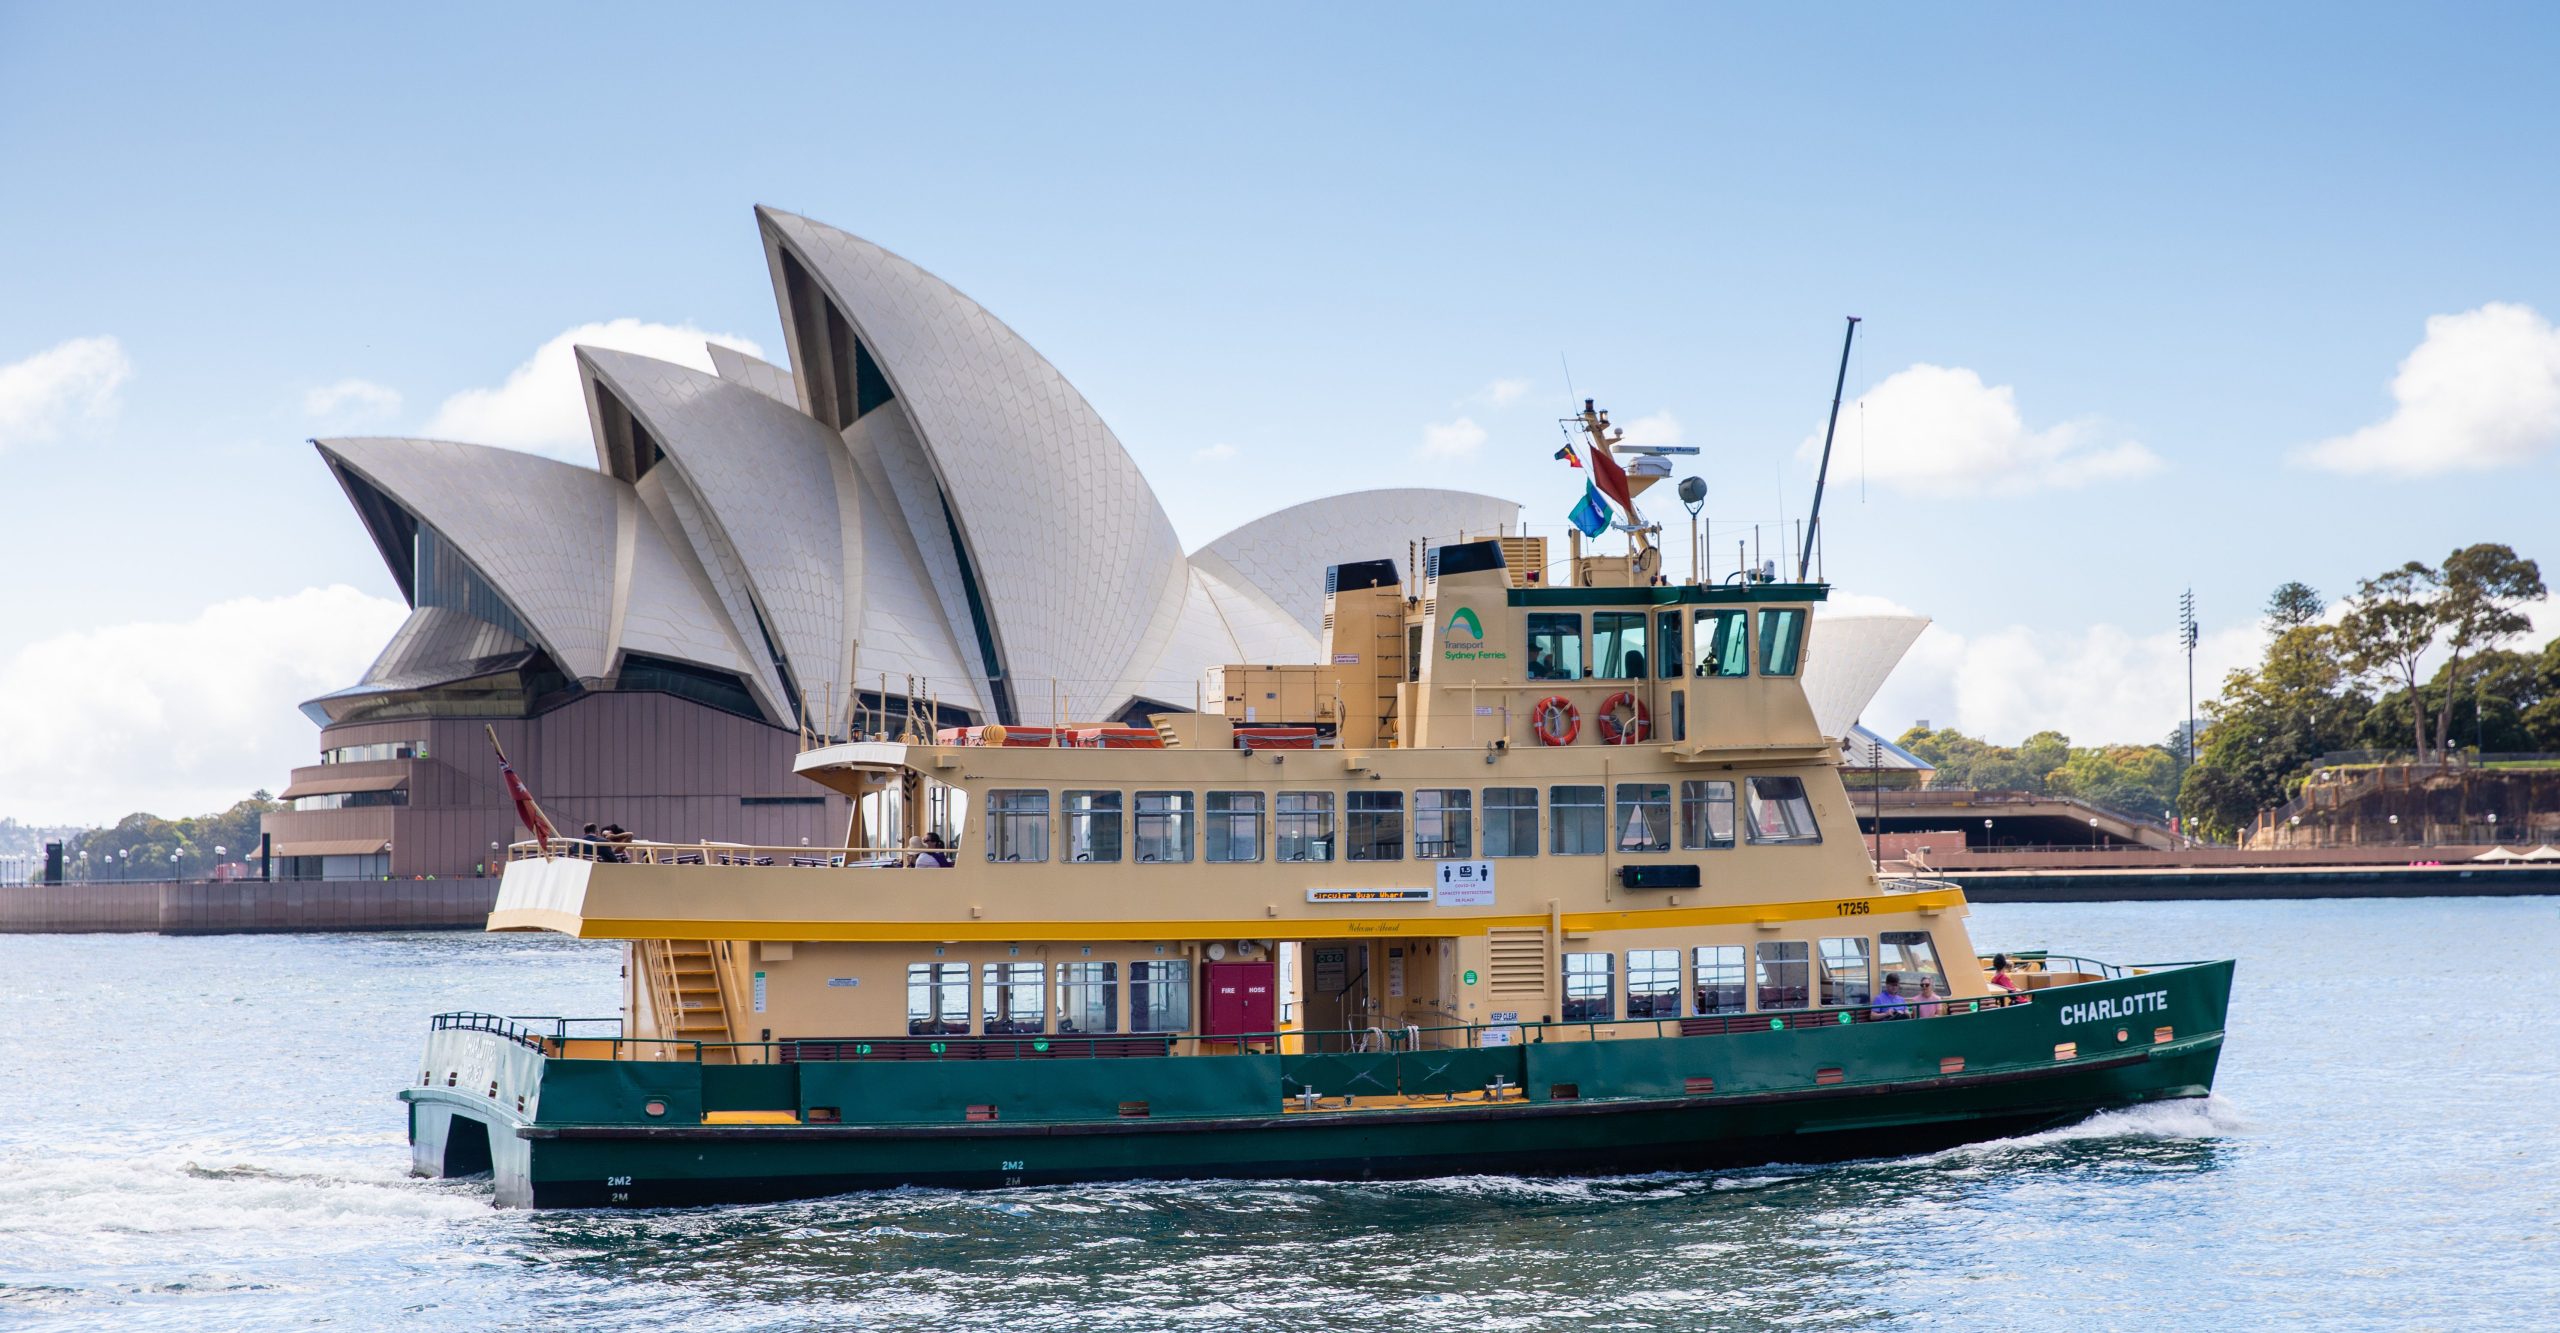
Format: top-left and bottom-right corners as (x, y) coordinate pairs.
(642, 939), (738, 1061)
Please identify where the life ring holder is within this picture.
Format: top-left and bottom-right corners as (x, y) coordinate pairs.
(1531, 695), (1581, 746)
(1596, 691), (1651, 744)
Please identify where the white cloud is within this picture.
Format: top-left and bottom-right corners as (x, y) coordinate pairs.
(1486, 377), (1531, 406)
(1807, 363), (2160, 496)
(1421, 416), (1488, 460)
(2293, 302), (2560, 476)
(303, 378), (402, 422)
(423, 320), (762, 461)
(1194, 442), (1240, 462)
(1864, 617), (2265, 748)
(1616, 410), (1683, 448)
(0, 335), (132, 450)
(0, 587), (409, 825)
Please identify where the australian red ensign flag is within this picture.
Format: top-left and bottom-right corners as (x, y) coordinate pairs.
(1587, 442), (1636, 516)
(486, 725), (559, 849)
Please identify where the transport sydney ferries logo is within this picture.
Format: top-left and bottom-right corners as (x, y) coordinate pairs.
(1442, 607), (1504, 661)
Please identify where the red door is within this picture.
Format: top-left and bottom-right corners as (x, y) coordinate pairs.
(1204, 961), (1277, 1036)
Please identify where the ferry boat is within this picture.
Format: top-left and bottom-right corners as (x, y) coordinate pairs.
(404, 406), (2234, 1208)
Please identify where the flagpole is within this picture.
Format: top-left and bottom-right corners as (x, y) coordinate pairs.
(1799, 316), (1861, 583)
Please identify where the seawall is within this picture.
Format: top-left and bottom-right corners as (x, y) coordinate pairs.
(0, 878), (499, 935)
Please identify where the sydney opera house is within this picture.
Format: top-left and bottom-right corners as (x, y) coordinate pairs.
(260, 207), (1519, 880)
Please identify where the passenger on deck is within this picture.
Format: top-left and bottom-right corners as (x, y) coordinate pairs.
(1530, 648), (1557, 679)
(1914, 978), (1945, 1018)
(1988, 954), (2020, 994)
(1871, 974), (1911, 1019)
(909, 833), (952, 868)
(1621, 649), (1646, 679)
(600, 824), (633, 863)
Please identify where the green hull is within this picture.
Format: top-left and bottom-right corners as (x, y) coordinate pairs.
(403, 962), (2232, 1209)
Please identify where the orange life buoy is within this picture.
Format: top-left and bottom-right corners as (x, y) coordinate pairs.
(1531, 695), (1580, 746)
(1597, 691), (1651, 744)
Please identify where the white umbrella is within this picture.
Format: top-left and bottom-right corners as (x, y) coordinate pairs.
(2472, 847), (2521, 862)
(2523, 845), (2560, 862)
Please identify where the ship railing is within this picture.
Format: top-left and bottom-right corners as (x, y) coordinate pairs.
(428, 1011), (626, 1052)
(508, 839), (918, 868)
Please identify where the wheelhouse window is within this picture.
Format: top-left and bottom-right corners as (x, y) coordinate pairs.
(986, 790), (1049, 863)
(1592, 611), (1649, 679)
(1130, 960), (1192, 1032)
(1758, 608), (1807, 676)
(1414, 788), (1473, 858)
(1550, 785), (1606, 855)
(1526, 613), (1585, 681)
(1755, 941), (1810, 1011)
(1562, 952), (1614, 1021)
(1056, 962), (1118, 1034)
(1745, 776), (1821, 844)
(1819, 936), (1874, 1008)
(1692, 608), (1750, 677)
(1276, 792), (1334, 862)
(1346, 790), (1404, 861)
(1879, 931), (1950, 997)
(1615, 783), (1671, 853)
(1693, 945), (1747, 1014)
(1483, 787), (1538, 857)
(907, 962), (970, 1034)
(1656, 611), (1684, 680)
(1627, 949), (1681, 1018)
(1135, 791), (1193, 863)
(982, 962), (1046, 1034)
(1064, 790), (1122, 863)
(1206, 791), (1263, 863)
(1680, 780), (1735, 850)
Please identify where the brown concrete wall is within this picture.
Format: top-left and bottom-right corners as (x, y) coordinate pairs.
(260, 691), (852, 878)
(0, 878), (500, 934)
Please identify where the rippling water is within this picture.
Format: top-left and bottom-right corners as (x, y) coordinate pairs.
(2, 899), (2554, 1331)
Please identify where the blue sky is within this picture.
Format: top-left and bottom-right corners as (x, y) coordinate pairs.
(3, 3), (2556, 821)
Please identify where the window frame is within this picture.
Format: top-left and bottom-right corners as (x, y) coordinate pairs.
(1758, 607), (1807, 676)
(985, 789), (1050, 863)
(1656, 610), (1684, 681)
(1680, 779), (1737, 851)
(1526, 612), (1586, 681)
(1614, 782), (1671, 853)
(1275, 791), (1335, 863)
(981, 961), (1047, 1035)
(1063, 789), (1123, 863)
(1879, 931), (1951, 998)
(1626, 948), (1682, 1019)
(1818, 936), (1874, 1008)
(1413, 787), (1473, 859)
(1134, 790), (1194, 863)
(1129, 959), (1193, 1033)
(1745, 775), (1822, 845)
(1056, 961), (1119, 1034)
(1482, 786), (1539, 858)
(1755, 940), (1811, 1012)
(1346, 789), (1406, 862)
(1549, 784), (1607, 856)
(1591, 610), (1649, 680)
(1692, 608), (1751, 678)
(1562, 951), (1615, 1022)
(1693, 944), (1748, 1014)
(1205, 790), (1263, 863)
(907, 961), (971, 1035)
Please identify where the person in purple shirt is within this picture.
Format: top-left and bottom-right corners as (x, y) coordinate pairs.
(1870, 973), (1911, 1019)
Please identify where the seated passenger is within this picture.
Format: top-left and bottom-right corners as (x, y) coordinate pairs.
(1914, 977), (1945, 1018)
(1987, 954), (2020, 994)
(1530, 648), (1557, 680)
(1870, 973), (1911, 1019)
(1621, 649), (1646, 679)
(906, 833), (952, 868)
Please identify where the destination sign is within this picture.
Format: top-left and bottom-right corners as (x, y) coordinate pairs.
(1306, 888), (1433, 904)
(2060, 990), (2170, 1026)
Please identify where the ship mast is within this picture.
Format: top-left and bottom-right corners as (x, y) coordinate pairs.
(1576, 400), (1664, 573)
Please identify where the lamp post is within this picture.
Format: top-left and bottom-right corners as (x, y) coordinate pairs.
(1982, 817), (1993, 850)
(2089, 815), (2101, 851)
(213, 845), (226, 882)
(2487, 811), (2499, 847)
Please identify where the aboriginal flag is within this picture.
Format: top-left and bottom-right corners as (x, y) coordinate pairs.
(1553, 443), (1583, 469)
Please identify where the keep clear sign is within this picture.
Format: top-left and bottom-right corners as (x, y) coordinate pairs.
(1483, 1009), (1520, 1046)
(1436, 860), (1495, 906)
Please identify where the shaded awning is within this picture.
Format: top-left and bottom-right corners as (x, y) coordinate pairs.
(279, 772), (409, 800)
(272, 838), (391, 858)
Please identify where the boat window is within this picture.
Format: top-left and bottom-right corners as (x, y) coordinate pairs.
(1879, 931), (1950, 997)
(1819, 937), (1874, 1007)
(1680, 780), (1735, 850)
(986, 790), (1050, 863)
(1692, 608), (1750, 677)
(1347, 790), (1404, 861)
(1745, 776), (1821, 844)
(1483, 787), (1538, 858)
(907, 962), (970, 1034)
(1135, 791), (1194, 863)
(1562, 952), (1614, 1021)
(1670, 689), (1685, 742)
(1592, 612), (1648, 680)
(1057, 962), (1118, 1034)
(1064, 790), (1122, 863)
(1130, 960), (1192, 1032)
(1526, 613), (1584, 681)
(1656, 611), (1684, 680)
(1758, 608), (1806, 676)
(1276, 792), (1334, 862)
(1549, 784), (1606, 855)
(1627, 949), (1681, 1018)
(1206, 791), (1263, 863)
(1414, 788), (1473, 858)
(1755, 941), (1810, 1011)
(982, 962), (1047, 1035)
(1615, 783), (1671, 853)
(1693, 945), (1747, 1014)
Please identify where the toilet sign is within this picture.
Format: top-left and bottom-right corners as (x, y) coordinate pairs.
(1435, 860), (1495, 906)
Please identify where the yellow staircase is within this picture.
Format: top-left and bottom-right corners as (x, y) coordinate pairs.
(642, 939), (739, 1061)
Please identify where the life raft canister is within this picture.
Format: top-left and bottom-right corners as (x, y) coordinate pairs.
(1531, 695), (1581, 746)
(1596, 691), (1652, 744)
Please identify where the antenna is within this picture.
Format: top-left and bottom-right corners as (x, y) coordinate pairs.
(1799, 315), (1862, 582)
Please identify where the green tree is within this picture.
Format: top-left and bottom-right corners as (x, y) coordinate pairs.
(2426, 544), (2545, 758)
(2339, 561), (2445, 762)
(2265, 581), (2324, 630)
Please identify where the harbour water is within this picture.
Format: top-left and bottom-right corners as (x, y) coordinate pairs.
(1, 899), (2552, 1331)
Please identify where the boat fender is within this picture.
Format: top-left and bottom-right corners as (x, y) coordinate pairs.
(1596, 691), (1651, 744)
(1531, 695), (1580, 746)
